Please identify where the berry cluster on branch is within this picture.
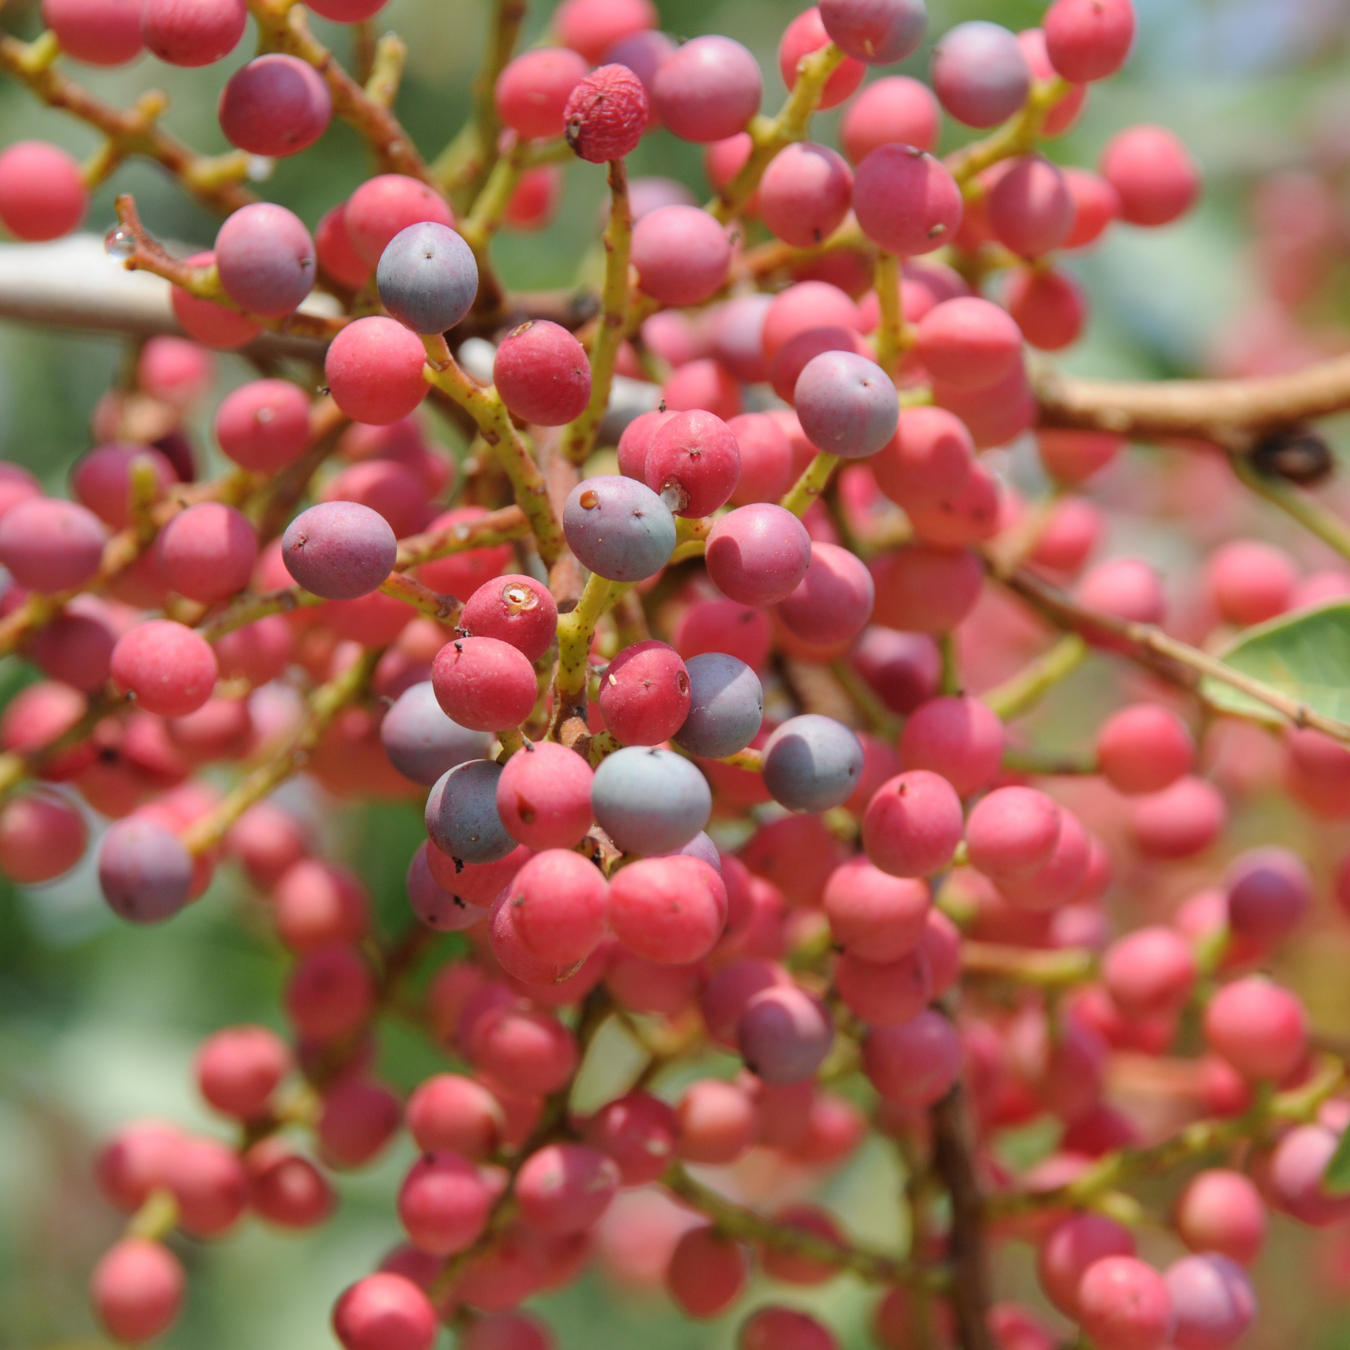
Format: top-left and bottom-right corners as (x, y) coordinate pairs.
(3, 0), (1350, 1347)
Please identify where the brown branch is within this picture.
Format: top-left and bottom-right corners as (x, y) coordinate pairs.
(930, 1084), (993, 1350)
(995, 559), (1350, 745)
(0, 33), (255, 215)
(1034, 354), (1350, 446)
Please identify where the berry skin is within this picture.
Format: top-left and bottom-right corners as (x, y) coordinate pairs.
(1101, 926), (1196, 1018)
(195, 1024), (291, 1118)
(332, 1273), (439, 1350)
(987, 154), (1074, 257)
(398, 1151), (494, 1255)
(0, 141), (87, 240)
(794, 350), (900, 458)
(762, 713), (864, 812)
(515, 1142), (620, 1234)
(667, 1225), (750, 1317)
(1044, 0), (1136, 82)
(901, 694), (1005, 798)
(0, 497), (106, 593)
(214, 378), (312, 472)
(140, 0), (246, 66)
(931, 21), (1030, 128)
(853, 145), (964, 256)
(862, 770), (964, 877)
(1038, 1213), (1137, 1315)
(759, 141), (854, 247)
(0, 790), (87, 884)
(214, 202), (316, 318)
(841, 76), (940, 162)
(674, 652), (764, 759)
(1224, 846), (1311, 948)
(598, 639), (691, 746)
(1099, 125), (1201, 227)
(493, 321), (592, 426)
(966, 787), (1062, 881)
(914, 297), (1023, 390)
(1174, 1170), (1267, 1267)
(738, 983), (834, 1083)
(282, 500), (397, 600)
(42, 0), (144, 65)
(90, 1238), (185, 1345)
(631, 205), (731, 306)
(324, 316), (430, 425)
(503, 848), (608, 967)
(496, 742), (594, 850)
(1203, 976), (1308, 1081)
(425, 759), (514, 864)
(497, 48), (591, 140)
(1076, 1256), (1175, 1350)
(1096, 703), (1194, 793)
(564, 63), (649, 162)
(111, 621), (218, 718)
(862, 1009), (963, 1105)
(344, 174), (455, 266)
(376, 222), (478, 335)
(563, 475), (676, 582)
(645, 409), (742, 516)
(218, 54), (332, 156)
(381, 681), (490, 786)
(1164, 1254), (1256, 1350)
(432, 636), (539, 732)
(155, 501), (257, 604)
(171, 250), (262, 349)
(819, 0), (926, 66)
(558, 0), (657, 62)
(609, 854), (725, 963)
(652, 36), (762, 144)
(706, 503), (813, 606)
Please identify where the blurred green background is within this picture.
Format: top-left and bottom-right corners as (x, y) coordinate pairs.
(2, 0), (1350, 1345)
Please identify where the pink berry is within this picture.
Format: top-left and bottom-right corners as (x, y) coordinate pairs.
(156, 501), (258, 603)
(598, 639), (691, 745)
(1077, 1256), (1175, 1350)
(987, 154), (1074, 257)
(862, 1009), (963, 1105)
(112, 620), (218, 718)
(214, 378), (312, 471)
(862, 770), (964, 877)
(1265, 1123), (1350, 1226)
(652, 35), (762, 143)
(564, 63), (649, 162)
(325, 316), (429, 426)
(1206, 539), (1297, 626)
(705, 503), (813, 605)
(558, 0), (657, 62)
(398, 1151), (494, 1255)
(195, 1023), (291, 1118)
(42, 0), (144, 64)
(496, 48), (590, 140)
(931, 20), (1030, 127)
(631, 205), (731, 306)
(493, 321), (592, 426)
(91, 1238), (185, 1345)
(502, 848), (608, 968)
(1130, 776), (1226, 861)
(0, 790), (87, 883)
(1175, 1170), (1267, 1267)
(432, 635), (538, 732)
(141, 0), (246, 64)
(737, 982), (834, 1083)
(344, 174), (455, 266)
(1044, 0), (1136, 82)
(609, 855), (726, 965)
(901, 694), (1004, 798)
(666, 1225), (749, 1317)
(0, 497), (106, 593)
(760, 142), (853, 248)
(1165, 1254), (1256, 1350)
(1006, 266), (1088, 350)
(1099, 124), (1201, 227)
(836, 946), (930, 1024)
(494, 743), (593, 852)
(841, 76), (940, 162)
(966, 786), (1062, 881)
(677, 1078), (758, 1163)
(584, 1090), (679, 1184)
(914, 296), (1023, 389)
(1038, 1213), (1136, 1315)
(332, 1274), (439, 1350)
(171, 250), (262, 349)
(0, 140), (87, 240)
(1101, 926), (1196, 1018)
(853, 145), (963, 256)
(218, 53), (332, 157)
(1096, 703), (1194, 794)
(1204, 976), (1307, 1081)
(516, 1142), (619, 1234)
(741, 1306), (839, 1350)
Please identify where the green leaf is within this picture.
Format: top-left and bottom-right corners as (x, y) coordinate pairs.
(1199, 601), (1350, 724)
(1324, 1121), (1350, 1194)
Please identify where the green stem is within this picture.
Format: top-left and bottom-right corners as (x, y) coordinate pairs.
(873, 250), (906, 378)
(422, 338), (565, 565)
(782, 451), (841, 517)
(553, 571), (613, 714)
(561, 159), (631, 465)
(1232, 455), (1350, 565)
(944, 76), (1072, 188)
(981, 634), (1087, 721)
(710, 43), (847, 224)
